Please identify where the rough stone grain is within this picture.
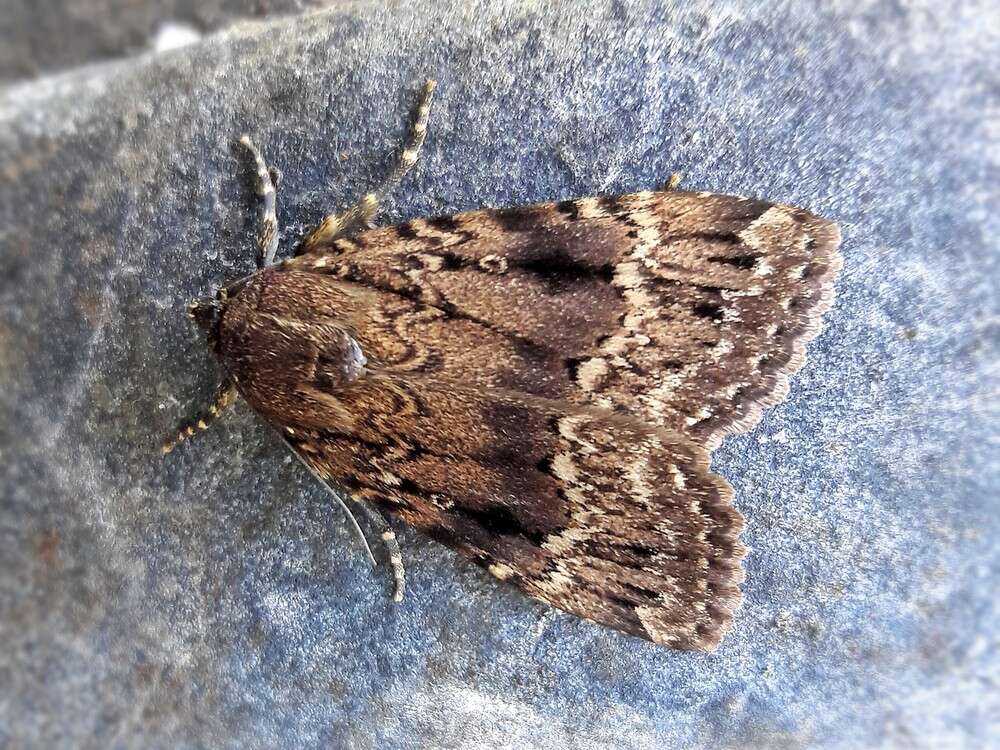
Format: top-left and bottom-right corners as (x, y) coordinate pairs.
(0, 0), (337, 84)
(0, 1), (997, 748)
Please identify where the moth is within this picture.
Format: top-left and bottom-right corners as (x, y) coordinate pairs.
(165, 80), (841, 651)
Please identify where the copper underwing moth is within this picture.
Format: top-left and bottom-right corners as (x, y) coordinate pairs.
(165, 80), (842, 651)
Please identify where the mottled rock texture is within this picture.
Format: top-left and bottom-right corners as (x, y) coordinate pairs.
(0, 0), (334, 84)
(0, 1), (997, 748)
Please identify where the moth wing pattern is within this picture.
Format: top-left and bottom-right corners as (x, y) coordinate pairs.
(213, 188), (840, 650)
(289, 190), (842, 449)
(270, 373), (744, 651)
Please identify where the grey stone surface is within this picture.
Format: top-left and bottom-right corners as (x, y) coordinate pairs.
(0, 0), (336, 84)
(0, 1), (997, 747)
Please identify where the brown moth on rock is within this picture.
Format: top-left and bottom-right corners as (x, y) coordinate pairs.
(164, 80), (841, 651)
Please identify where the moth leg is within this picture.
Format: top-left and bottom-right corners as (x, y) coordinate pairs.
(663, 173), (683, 191)
(280, 437), (379, 569)
(161, 380), (238, 454)
(298, 79), (436, 254)
(238, 135), (280, 268)
(351, 501), (406, 602)
(280, 441), (405, 600)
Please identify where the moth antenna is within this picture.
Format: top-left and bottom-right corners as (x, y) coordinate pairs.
(238, 134), (281, 267)
(161, 381), (238, 454)
(281, 437), (379, 569)
(298, 78), (436, 253)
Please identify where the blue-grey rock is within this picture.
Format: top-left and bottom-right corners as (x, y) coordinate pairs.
(0, 1), (997, 747)
(0, 0), (337, 84)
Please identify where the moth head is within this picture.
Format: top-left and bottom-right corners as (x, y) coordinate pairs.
(187, 289), (228, 350)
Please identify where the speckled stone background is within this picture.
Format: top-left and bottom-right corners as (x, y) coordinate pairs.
(1, 1), (997, 748)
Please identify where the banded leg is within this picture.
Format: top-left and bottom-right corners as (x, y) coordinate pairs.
(238, 135), (280, 267)
(281, 445), (405, 600)
(162, 380), (238, 454)
(280, 437), (379, 569)
(352, 501), (407, 602)
(299, 79), (436, 254)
